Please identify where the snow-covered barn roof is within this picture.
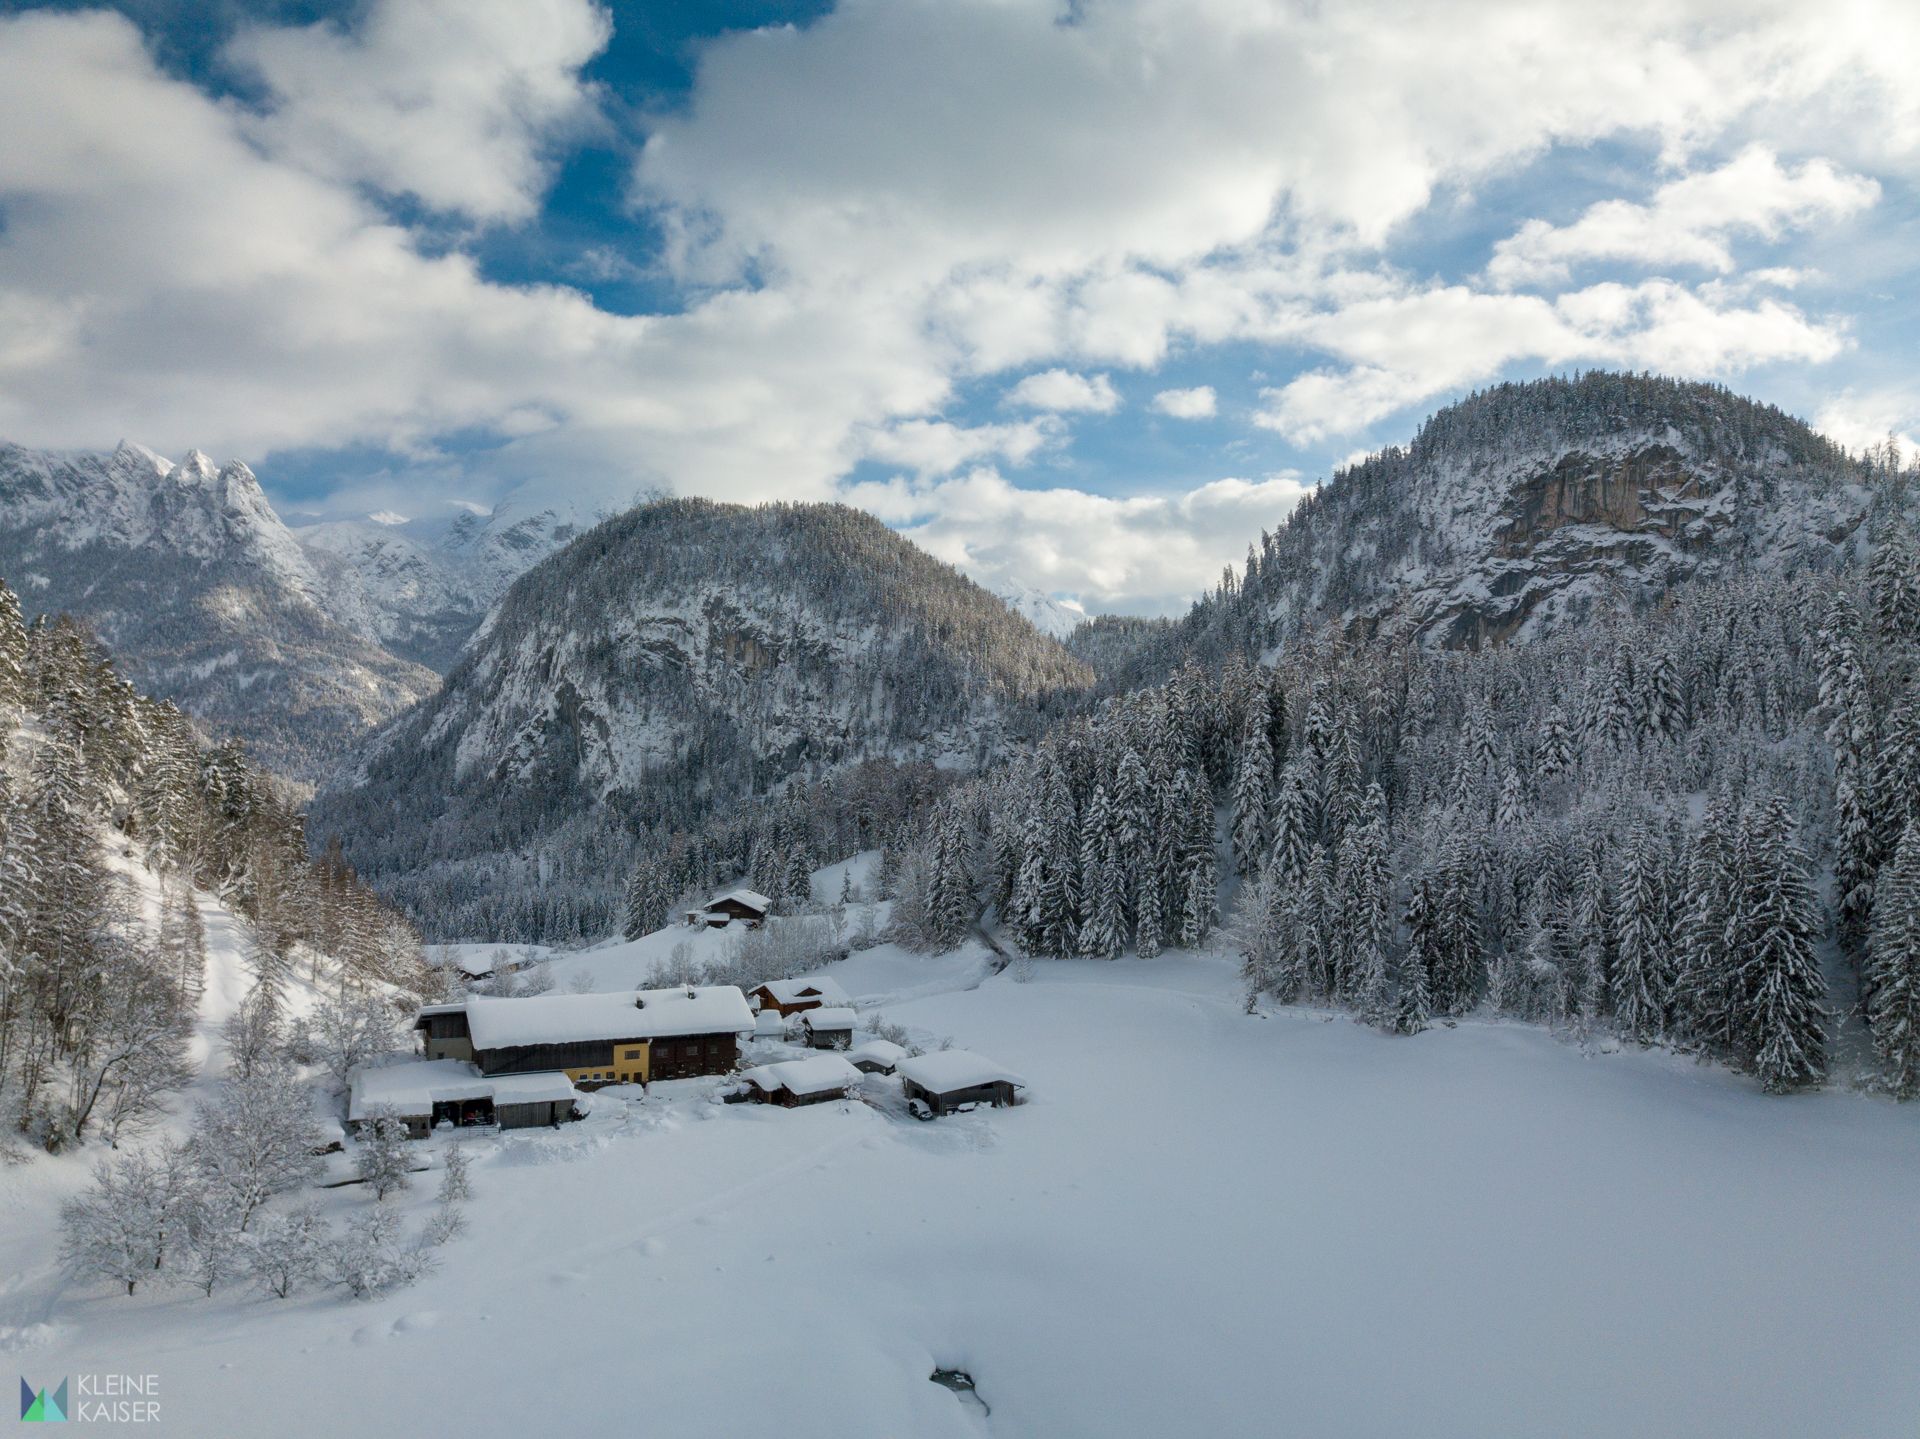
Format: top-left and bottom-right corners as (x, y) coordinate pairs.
(757, 976), (852, 1006)
(897, 1051), (1026, 1096)
(801, 1006), (857, 1030)
(847, 1039), (906, 1070)
(348, 1059), (493, 1121)
(348, 1060), (581, 1122)
(464, 986), (754, 1051)
(742, 1055), (862, 1097)
(709, 888), (772, 914)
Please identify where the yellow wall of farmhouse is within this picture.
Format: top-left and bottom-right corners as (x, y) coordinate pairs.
(568, 1040), (650, 1087)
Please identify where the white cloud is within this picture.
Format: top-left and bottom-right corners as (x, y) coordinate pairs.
(1489, 147), (1880, 288)
(842, 466), (1312, 614)
(1815, 390), (1920, 460)
(3, 0), (1919, 609)
(1152, 386), (1218, 419)
(1254, 278), (1848, 443)
(1004, 369), (1121, 414)
(858, 416), (1061, 477)
(227, 0), (611, 223)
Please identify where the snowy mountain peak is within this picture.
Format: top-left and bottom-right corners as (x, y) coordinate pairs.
(996, 583), (1087, 639)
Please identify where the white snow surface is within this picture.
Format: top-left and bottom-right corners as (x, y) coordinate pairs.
(5, 927), (1919, 1437)
(462, 986), (755, 1050)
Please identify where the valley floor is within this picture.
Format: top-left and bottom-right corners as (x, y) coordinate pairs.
(5, 939), (1919, 1437)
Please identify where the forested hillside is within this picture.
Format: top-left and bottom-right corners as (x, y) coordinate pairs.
(313, 498), (1092, 941)
(1093, 374), (1876, 689)
(0, 576), (427, 1151)
(613, 381), (1920, 1099)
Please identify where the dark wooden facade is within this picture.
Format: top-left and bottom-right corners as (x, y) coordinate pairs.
(647, 1032), (740, 1082)
(902, 1077), (1021, 1116)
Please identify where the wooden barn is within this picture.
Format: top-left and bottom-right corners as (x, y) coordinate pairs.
(847, 1039), (906, 1075)
(748, 975), (853, 1018)
(898, 1051), (1027, 1117)
(684, 889), (772, 929)
(729, 1055), (862, 1108)
(800, 1006), (856, 1050)
(348, 1059), (580, 1138)
(415, 986), (755, 1091)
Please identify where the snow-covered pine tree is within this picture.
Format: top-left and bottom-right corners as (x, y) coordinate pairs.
(1741, 800), (1828, 1092)
(1339, 784), (1392, 1017)
(1611, 822), (1667, 1042)
(1866, 822), (1920, 1098)
(1229, 712), (1273, 876)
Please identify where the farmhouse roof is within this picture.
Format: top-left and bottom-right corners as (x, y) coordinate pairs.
(464, 986), (754, 1051)
(742, 1055), (862, 1097)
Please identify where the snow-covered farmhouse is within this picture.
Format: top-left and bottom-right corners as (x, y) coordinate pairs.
(729, 1055), (862, 1108)
(348, 1060), (580, 1138)
(800, 1006), (856, 1050)
(413, 986), (756, 1090)
(748, 975), (852, 1018)
(684, 888), (771, 929)
(898, 1052), (1027, 1118)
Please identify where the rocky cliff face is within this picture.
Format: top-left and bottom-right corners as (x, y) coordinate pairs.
(0, 440), (577, 779)
(0, 440), (441, 779)
(1132, 374), (1875, 682)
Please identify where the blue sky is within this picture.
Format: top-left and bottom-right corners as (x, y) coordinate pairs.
(1, 0), (1916, 614)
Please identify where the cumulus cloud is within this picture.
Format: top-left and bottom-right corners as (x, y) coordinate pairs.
(858, 416), (1061, 477)
(228, 0), (611, 224)
(843, 466), (1312, 614)
(1815, 390), (1920, 461)
(3, 0), (1919, 610)
(1004, 369), (1121, 413)
(1253, 278), (1849, 443)
(1152, 386), (1218, 419)
(1489, 147), (1879, 288)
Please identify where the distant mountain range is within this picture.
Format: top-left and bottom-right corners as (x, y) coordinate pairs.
(0, 440), (582, 778)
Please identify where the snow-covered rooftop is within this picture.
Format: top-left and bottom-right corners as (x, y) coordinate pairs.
(757, 975), (852, 1006)
(801, 1006), (856, 1030)
(465, 986), (754, 1051)
(898, 1050), (1026, 1095)
(710, 888), (772, 913)
(742, 1055), (862, 1097)
(847, 1039), (906, 1070)
(347, 1060), (581, 1121)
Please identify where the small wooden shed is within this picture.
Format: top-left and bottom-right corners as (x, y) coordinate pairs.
(688, 889), (772, 928)
(731, 1055), (862, 1108)
(898, 1051), (1027, 1117)
(847, 1039), (906, 1075)
(800, 1006), (856, 1050)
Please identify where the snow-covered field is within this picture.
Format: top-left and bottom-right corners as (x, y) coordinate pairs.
(5, 926), (1920, 1437)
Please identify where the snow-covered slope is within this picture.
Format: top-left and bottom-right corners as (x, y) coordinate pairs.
(6, 937), (1917, 1438)
(312, 497), (1093, 939)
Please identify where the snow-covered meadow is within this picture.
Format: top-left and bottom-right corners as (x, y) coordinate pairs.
(5, 908), (1919, 1438)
